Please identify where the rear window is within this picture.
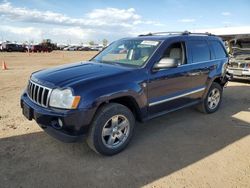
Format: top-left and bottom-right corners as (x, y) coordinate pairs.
(209, 41), (227, 59)
(189, 40), (210, 63)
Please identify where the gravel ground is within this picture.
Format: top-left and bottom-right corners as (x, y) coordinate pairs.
(0, 51), (250, 188)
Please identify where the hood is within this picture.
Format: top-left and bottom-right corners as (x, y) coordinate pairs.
(232, 47), (250, 60)
(31, 61), (133, 87)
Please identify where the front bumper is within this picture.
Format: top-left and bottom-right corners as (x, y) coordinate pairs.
(21, 92), (95, 142)
(227, 68), (250, 79)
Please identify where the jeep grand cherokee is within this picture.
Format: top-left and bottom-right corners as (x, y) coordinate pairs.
(21, 31), (229, 155)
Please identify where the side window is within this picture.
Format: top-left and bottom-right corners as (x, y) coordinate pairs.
(209, 41), (227, 59)
(189, 40), (210, 63)
(162, 42), (186, 65)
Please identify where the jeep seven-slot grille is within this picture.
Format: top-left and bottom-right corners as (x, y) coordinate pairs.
(27, 81), (52, 107)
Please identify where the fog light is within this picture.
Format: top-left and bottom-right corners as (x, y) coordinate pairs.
(58, 118), (63, 128)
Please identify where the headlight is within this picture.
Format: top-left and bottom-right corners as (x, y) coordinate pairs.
(49, 88), (81, 109)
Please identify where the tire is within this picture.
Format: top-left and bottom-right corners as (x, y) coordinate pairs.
(87, 103), (135, 156)
(197, 82), (223, 114)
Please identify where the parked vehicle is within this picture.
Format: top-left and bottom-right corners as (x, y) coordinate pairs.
(25, 45), (32, 52)
(2, 43), (27, 52)
(31, 45), (52, 53)
(227, 38), (250, 80)
(57, 45), (67, 50)
(90, 46), (103, 51)
(21, 31), (229, 155)
(63, 46), (78, 51)
(62, 46), (70, 51)
(78, 46), (92, 51)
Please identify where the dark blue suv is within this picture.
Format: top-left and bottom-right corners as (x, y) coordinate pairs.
(21, 31), (229, 155)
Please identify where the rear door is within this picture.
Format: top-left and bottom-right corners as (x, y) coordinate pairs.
(185, 39), (214, 93)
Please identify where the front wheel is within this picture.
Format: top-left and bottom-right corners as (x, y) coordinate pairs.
(197, 82), (223, 114)
(87, 103), (135, 156)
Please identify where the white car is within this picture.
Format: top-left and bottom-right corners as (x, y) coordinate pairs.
(90, 46), (103, 51)
(63, 46), (77, 51)
(227, 38), (250, 80)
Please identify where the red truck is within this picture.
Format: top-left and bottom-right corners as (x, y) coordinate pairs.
(30, 45), (52, 53)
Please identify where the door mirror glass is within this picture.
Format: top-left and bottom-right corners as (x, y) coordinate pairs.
(154, 58), (179, 69)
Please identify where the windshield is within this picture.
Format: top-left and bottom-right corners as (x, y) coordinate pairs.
(93, 39), (160, 67)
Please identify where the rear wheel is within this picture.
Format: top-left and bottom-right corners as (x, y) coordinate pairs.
(87, 103), (135, 156)
(197, 82), (222, 114)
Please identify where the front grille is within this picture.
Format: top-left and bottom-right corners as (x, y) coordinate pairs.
(27, 80), (52, 107)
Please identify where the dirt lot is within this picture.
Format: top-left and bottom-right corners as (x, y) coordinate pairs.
(0, 51), (250, 188)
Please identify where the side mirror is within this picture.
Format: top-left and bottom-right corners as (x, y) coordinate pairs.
(153, 58), (179, 70)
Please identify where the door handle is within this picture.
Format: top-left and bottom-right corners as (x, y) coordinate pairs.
(186, 71), (201, 76)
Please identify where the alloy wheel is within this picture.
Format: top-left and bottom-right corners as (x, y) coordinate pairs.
(207, 88), (221, 110)
(101, 115), (130, 149)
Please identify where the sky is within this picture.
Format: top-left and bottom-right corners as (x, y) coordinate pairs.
(0, 0), (250, 44)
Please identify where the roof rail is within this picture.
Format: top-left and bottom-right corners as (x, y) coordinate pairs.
(189, 32), (214, 36)
(138, 31), (215, 37)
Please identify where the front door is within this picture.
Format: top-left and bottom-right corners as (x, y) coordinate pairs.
(147, 40), (206, 115)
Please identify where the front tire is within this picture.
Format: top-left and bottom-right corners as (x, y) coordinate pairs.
(197, 82), (223, 114)
(87, 103), (135, 156)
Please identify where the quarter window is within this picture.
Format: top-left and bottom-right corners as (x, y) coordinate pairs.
(209, 41), (227, 59)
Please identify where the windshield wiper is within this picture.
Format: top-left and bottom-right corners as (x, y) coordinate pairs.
(93, 59), (137, 68)
(96, 60), (123, 66)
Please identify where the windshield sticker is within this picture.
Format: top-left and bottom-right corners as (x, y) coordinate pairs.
(141, 41), (159, 46)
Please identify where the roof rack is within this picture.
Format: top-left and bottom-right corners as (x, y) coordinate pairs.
(138, 31), (214, 37)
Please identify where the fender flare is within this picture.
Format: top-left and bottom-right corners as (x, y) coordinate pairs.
(202, 76), (225, 100)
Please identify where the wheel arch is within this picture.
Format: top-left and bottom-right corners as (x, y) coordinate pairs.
(213, 76), (227, 87)
(96, 95), (143, 122)
(202, 76), (225, 100)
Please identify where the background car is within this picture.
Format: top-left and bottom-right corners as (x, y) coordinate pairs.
(78, 46), (91, 51)
(63, 46), (78, 51)
(90, 46), (103, 51)
(30, 45), (52, 52)
(227, 38), (250, 80)
(1, 43), (27, 52)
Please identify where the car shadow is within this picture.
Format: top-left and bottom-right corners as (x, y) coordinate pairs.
(230, 78), (250, 84)
(0, 84), (249, 188)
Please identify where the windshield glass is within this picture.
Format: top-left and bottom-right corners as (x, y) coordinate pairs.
(93, 39), (160, 67)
